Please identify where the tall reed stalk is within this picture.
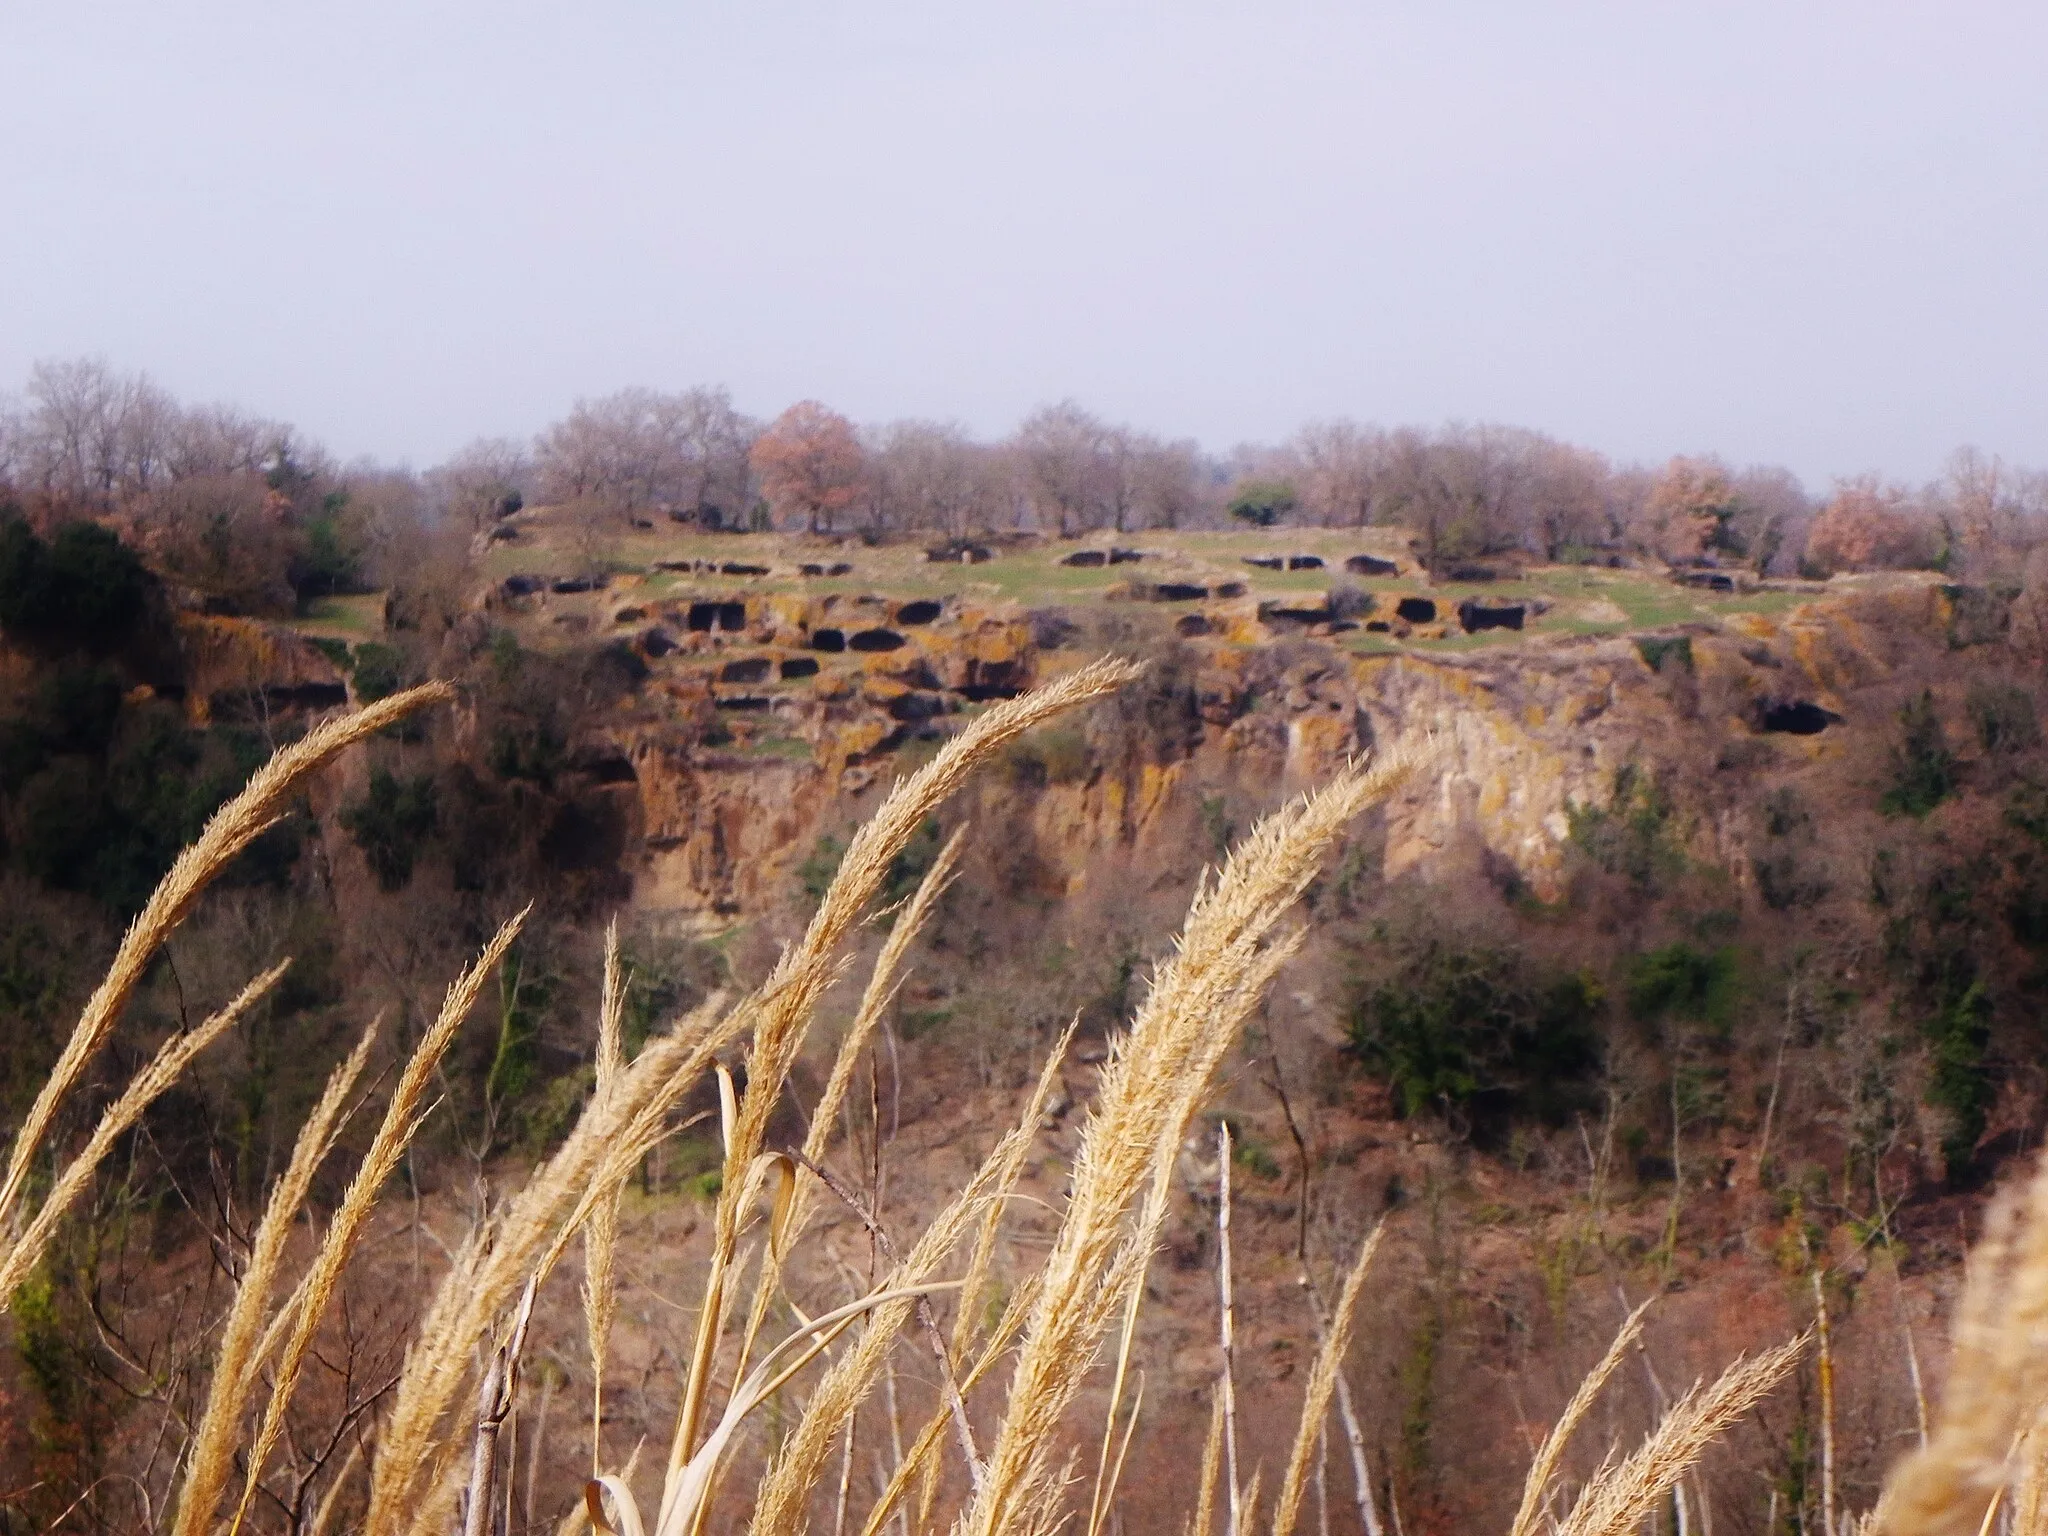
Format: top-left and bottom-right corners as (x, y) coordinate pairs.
(172, 1014), (381, 1536)
(4, 667), (1842, 1536)
(958, 747), (1426, 1536)
(230, 910), (529, 1536)
(584, 921), (630, 1474)
(1879, 1142), (2048, 1536)
(0, 963), (288, 1302)
(0, 681), (453, 1299)
(655, 659), (1141, 1527)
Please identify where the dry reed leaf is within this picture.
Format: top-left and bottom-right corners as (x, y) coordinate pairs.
(622, 1280), (964, 1536)
(1507, 1297), (1655, 1536)
(1240, 1468), (1264, 1536)
(1879, 1146), (2048, 1536)
(172, 1012), (381, 1536)
(585, 920), (630, 1474)
(730, 826), (969, 1410)
(231, 909), (527, 1536)
(375, 992), (734, 1536)
(669, 657), (1141, 1500)
(590, 1474), (651, 1536)
(2013, 1412), (2048, 1536)
(1271, 1224), (1387, 1536)
(1192, 1391), (1227, 1536)
(1555, 1331), (1810, 1536)
(309, 1439), (368, 1536)
(0, 681), (453, 1243)
(805, 825), (966, 1177)
(1097, 1374), (1145, 1536)
(873, 1141), (1067, 1536)
(746, 1051), (1072, 1536)
(717, 1061), (739, 1155)
(0, 961), (288, 1304)
(960, 744), (1428, 1536)
(1088, 1205), (1159, 1536)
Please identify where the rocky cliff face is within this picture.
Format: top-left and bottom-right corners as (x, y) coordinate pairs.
(170, 613), (350, 723)
(559, 573), (1980, 922)
(549, 587), (1040, 918)
(178, 568), (1992, 921)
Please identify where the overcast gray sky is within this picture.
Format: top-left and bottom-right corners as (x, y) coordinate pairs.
(4, 2), (2044, 485)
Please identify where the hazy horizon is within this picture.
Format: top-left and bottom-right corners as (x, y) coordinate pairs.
(5, 1), (2044, 485)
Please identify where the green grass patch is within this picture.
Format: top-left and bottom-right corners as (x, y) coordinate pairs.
(1232, 1135), (1284, 1179)
(290, 592), (385, 639)
(481, 525), (1831, 671)
(1345, 634), (1403, 657)
(900, 1007), (953, 1040)
(687, 1169), (723, 1200)
(1411, 628), (1534, 653)
(1635, 635), (1694, 673)
(738, 734), (814, 762)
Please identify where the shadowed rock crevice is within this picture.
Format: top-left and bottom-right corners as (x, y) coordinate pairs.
(687, 601), (748, 632)
(1758, 700), (1839, 734)
(1458, 600), (1525, 633)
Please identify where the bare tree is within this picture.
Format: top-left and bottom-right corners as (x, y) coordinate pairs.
(1376, 423), (1546, 561)
(652, 386), (756, 528)
(115, 376), (183, 495)
(1099, 427), (1144, 534)
(1935, 447), (2048, 577)
(1292, 420), (1390, 528)
(21, 357), (142, 504)
(1524, 439), (1614, 561)
(1128, 434), (1207, 530)
(1290, 420), (1627, 560)
(430, 437), (532, 535)
(533, 386), (755, 522)
(0, 390), (22, 487)
(1015, 400), (1112, 537)
(1727, 464), (1812, 575)
(141, 473), (301, 614)
(162, 402), (290, 483)
(535, 389), (649, 508)
(863, 420), (1011, 539)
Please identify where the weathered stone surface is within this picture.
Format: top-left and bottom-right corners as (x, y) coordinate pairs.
(574, 580), (1956, 919)
(174, 614), (350, 723)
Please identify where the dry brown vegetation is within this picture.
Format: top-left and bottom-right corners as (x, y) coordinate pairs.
(13, 665), (2029, 1536)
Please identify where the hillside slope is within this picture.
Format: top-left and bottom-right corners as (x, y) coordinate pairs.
(3, 523), (2043, 1534)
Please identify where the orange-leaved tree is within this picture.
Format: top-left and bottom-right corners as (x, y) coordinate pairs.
(1640, 456), (1744, 564)
(1806, 475), (1940, 575)
(751, 400), (863, 534)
